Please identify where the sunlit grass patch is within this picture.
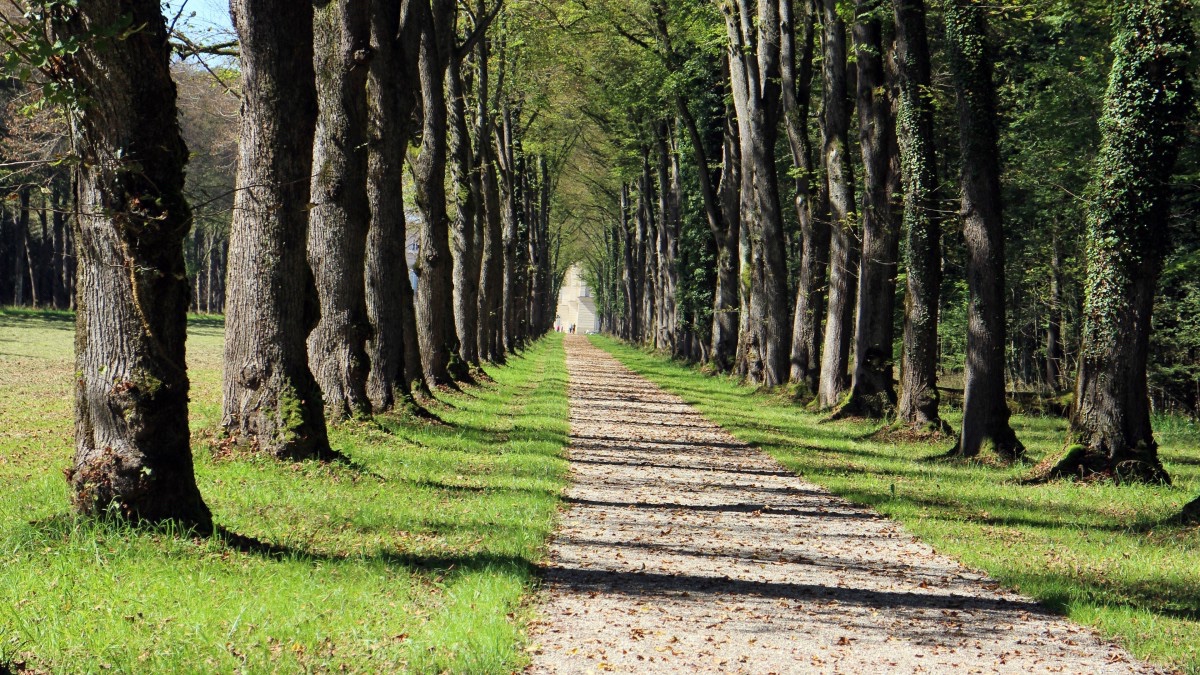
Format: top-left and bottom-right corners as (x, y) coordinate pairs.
(0, 309), (569, 672)
(593, 335), (1200, 674)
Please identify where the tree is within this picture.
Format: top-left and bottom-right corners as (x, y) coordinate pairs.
(892, 0), (946, 432)
(783, 0), (826, 392)
(223, 0), (331, 458)
(308, 0), (375, 419)
(55, 0), (211, 528)
(1050, 0), (1193, 483)
(836, 0), (899, 418)
(816, 0), (857, 407)
(414, 0), (460, 385)
(366, 0), (423, 411)
(721, 0), (790, 387)
(945, 0), (1022, 460)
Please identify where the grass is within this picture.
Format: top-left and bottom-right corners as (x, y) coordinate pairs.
(0, 307), (570, 673)
(591, 335), (1200, 674)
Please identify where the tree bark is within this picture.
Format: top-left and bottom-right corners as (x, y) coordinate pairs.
(1059, 0), (1192, 484)
(1045, 235), (1064, 390)
(723, 0), (789, 387)
(224, 0), (330, 459)
(476, 23), (505, 362)
(308, 0), (374, 419)
(783, 0), (826, 393)
(58, 0), (210, 528)
(448, 21), (482, 368)
(711, 100), (740, 370)
(946, 1), (1023, 459)
(366, 0), (422, 411)
(413, 0), (460, 385)
(817, 0), (857, 408)
(837, 0), (898, 418)
(893, 0), (946, 431)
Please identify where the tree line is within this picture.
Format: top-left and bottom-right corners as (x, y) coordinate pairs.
(559, 0), (1196, 491)
(0, 0), (570, 531)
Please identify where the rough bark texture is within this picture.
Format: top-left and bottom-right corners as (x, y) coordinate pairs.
(413, 0), (459, 385)
(712, 102), (741, 371)
(1059, 0), (1192, 484)
(837, 0), (898, 419)
(366, 0), (421, 411)
(60, 0), (210, 528)
(946, 1), (1023, 459)
(224, 0), (330, 459)
(817, 0), (857, 408)
(784, 0), (826, 393)
(476, 25), (505, 363)
(723, 0), (789, 387)
(308, 0), (374, 419)
(893, 0), (946, 431)
(448, 32), (482, 368)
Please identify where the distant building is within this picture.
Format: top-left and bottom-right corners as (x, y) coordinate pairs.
(555, 263), (599, 333)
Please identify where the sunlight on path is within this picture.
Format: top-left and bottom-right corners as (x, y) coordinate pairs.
(527, 336), (1156, 674)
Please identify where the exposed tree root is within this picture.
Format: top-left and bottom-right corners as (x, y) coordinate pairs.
(869, 418), (953, 444)
(1023, 445), (1171, 485)
(1176, 495), (1200, 525)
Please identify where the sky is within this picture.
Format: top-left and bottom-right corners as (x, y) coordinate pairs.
(163, 0), (234, 37)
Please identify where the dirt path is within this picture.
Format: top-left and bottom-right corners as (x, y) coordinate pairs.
(527, 336), (1157, 674)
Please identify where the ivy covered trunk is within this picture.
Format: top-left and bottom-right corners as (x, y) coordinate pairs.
(838, 0), (898, 419)
(224, 0), (330, 458)
(945, 0), (1023, 460)
(308, 0), (374, 419)
(892, 0), (946, 432)
(60, 0), (210, 528)
(1058, 0), (1193, 483)
(366, 0), (420, 411)
(817, 0), (857, 408)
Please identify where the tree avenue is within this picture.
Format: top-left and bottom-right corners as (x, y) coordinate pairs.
(2, 0), (1199, 523)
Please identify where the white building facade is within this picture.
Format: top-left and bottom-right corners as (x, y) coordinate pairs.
(554, 263), (599, 333)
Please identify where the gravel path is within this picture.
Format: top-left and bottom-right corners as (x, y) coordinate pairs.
(527, 336), (1158, 674)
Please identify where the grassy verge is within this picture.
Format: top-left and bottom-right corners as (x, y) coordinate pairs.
(0, 307), (569, 672)
(591, 335), (1200, 674)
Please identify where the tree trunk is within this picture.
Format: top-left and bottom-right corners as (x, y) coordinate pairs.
(52, 177), (70, 309)
(58, 0), (210, 528)
(497, 104), (520, 352)
(837, 0), (898, 418)
(366, 0), (421, 411)
(893, 0), (946, 431)
(1045, 235), (1064, 390)
(1058, 0), (1192, 484)
(412, 0), (460, 385)
(723, 0), (788, 386)
(476, 24), (505, 362)
(946, 0), (1023, 459)
(19, 188), (38, 309)
(308, 0), (374, 419)
(711, 101), (740, 370)
(448, 25), (481, 368)
(817, 0), (857, 408)
(783, 0), (826, 393)
(223, 0), (330, 459)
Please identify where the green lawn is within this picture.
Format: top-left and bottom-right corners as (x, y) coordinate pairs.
(0, 308), (569, 673)
(592, 335), (1200, 674)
